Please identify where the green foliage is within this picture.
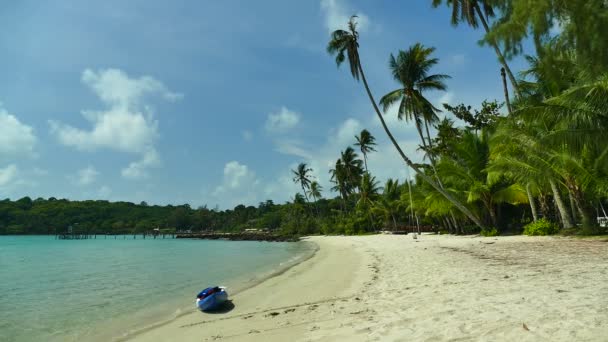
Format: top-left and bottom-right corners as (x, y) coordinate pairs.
(523, 218), (560, 236)
(480, 227), (499, 237)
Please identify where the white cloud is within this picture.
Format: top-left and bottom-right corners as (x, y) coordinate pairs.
(438, 92), (455, 106)
(211, 161), (261, 208)
(0, 164), (18, 186)
(265, 107), (300, 133)
(50, 68), (180, 179)
(121, 148), (161, 180)
(242, 130), (253, 142)
(73, 166), (99, 186)
(0, 105), (37, 157)
(320, 0), (370, 34)
(274, 110), (423, 200)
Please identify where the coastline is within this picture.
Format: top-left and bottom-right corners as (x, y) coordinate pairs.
(126, 236), (370, 341)
(127, 234), (608, 341)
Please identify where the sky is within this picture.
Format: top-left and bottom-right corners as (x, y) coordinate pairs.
(0, 0), (531, 209)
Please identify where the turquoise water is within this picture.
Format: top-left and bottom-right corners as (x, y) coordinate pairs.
(0, 236), (313, 341)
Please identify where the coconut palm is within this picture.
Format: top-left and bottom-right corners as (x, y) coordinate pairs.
(431, 0), (522, 98)
(357, 173), (382, 230)
(340, 147), (364, 191)
(354, 129), (377, 172)
(327, 16), (484, 229)
(379, 43), (450, 161)
(308, 181), (323, 203)
(437, 130), (528, 227)
(373, 178), (401, 230)
(292, 163), (313, 203)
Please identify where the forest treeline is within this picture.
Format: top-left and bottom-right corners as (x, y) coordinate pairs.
(4, 1), (608, 237)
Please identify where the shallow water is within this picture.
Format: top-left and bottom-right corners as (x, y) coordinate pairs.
(0, 235), (312, 341)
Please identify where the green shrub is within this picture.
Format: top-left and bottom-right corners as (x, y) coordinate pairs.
(480, 227), (499, 237)
(523, 218), (560, 236)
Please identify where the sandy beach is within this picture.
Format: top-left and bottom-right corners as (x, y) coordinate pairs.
(128, 234), (608, 341)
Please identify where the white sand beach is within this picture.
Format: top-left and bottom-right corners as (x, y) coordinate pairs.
(128, 234), (608, 341)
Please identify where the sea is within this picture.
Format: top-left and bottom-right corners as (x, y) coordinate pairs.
(0, 235), (315, 341)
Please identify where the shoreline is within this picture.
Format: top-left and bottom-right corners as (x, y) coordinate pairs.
(107, 240), (318, 342)
(127, 236), (370, 341)
(128, 234), (608, 341)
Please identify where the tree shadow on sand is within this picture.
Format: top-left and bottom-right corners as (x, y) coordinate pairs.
(202, 300), (235, 314)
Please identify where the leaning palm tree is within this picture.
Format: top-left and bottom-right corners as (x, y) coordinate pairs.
(292, 163), (313, 203)
(379, 43), (450, 162)
(431, 0), (522, 98)
(327, 16), (484, 229)
(354, 129), (377, 172)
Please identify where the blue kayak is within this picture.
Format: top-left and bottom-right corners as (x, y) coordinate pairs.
(196, 286), (228, 311)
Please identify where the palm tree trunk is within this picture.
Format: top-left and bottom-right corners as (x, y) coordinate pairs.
(568, 190), (578, 225)
(391, 213), (397, 231)
(363, 153), (368, 172)
(449, 211), (461, 234)
(423, 120), (446, 189)
(501, 68), (513, 114)
(549, 179), (574, 229)
(526, 183), (539, 222)
(356, 63), (485, 229)
(474, 5), (522, 99)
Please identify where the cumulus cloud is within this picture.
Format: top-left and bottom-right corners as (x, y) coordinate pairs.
(121, 148), (161, 180)
(274, 111), (423, 200)
(50, 68), (181, 179)
(211, 161), (261, 208)
(265, 107), (300, 133)
(320, 0), (370, 34)
(73, 166), (99, 186)
(0, 164), (18, 187)
(0, 105), (37, 157)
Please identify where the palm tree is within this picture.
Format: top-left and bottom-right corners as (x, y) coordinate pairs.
(379, 43), (450, 162)
(308, 181), (323, 203)
(292, 163), (313, 203)
(340, 147), (364, 191)
(431, 0), (522, 98)
(354, 129), (377, 172)
(327, 16), (485, 229)
(357, 173), (382, 230)
(373, 178), (401, 230)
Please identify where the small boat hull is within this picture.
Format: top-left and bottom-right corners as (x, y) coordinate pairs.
(196, 288), (228, 311)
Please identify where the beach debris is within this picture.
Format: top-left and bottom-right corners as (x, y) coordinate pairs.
(242, 315), (253, 320)
(355, 297), (361, 301)
(523, 323), (530, 331)
(248, 329), (260, 334)
(504, 275), (510, 279)
(266, 312), (280, 317)
(284, 308), (295, 313)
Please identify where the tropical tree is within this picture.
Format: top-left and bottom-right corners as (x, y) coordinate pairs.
(354, 129), (377, 172)
(308, 181), (323, 203)
(437, 130), (528, 228)
(431, 0), (522, 98)
(357, 173), (382, 230)
(373, 178), (402, 230)
(330, 159), (349, 199)
(340, 147), (364, 191)
(327, 16), (485, 229)
(292, 163), (313, 203)
(379, 43), (450, 160)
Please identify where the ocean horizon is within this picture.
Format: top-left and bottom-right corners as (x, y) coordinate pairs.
(0, 235), (314, 341)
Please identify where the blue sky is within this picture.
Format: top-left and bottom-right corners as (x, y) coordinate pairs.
(0, 0), (530, 209)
